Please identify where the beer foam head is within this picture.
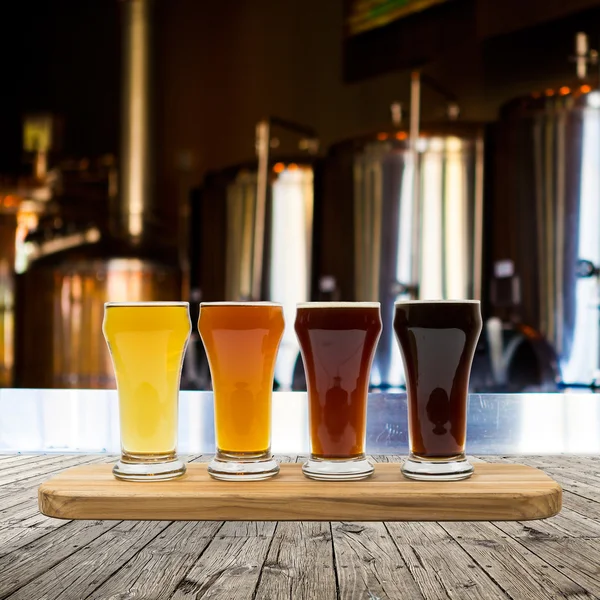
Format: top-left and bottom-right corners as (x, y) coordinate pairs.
(394, 299), (480, 305)
(296, 301), (380, 309)
(105, 301), (189, 307)
(200, 301), (282, 307)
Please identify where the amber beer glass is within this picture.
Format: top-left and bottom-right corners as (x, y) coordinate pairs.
(102, 302), (191, 481)
(198, 302), (284, 480)
(295, 302), (382, 480)
(394, 300), (482, 481)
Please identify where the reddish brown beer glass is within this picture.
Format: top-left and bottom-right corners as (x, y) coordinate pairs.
(295, 302), (382, 480)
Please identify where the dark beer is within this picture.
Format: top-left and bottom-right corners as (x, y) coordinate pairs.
(394, 301), (481, 480)
(295, 303), (382, 477)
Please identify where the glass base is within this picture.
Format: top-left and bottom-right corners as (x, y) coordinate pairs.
(302, 456), (374, 481)
(207, 452), (280, 481)
(401, 453), (474, 481)
(113, 452), (186, 482)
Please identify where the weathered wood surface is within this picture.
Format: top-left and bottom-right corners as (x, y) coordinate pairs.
(0, 454), (596, 599)
(38, 462), (561, 522)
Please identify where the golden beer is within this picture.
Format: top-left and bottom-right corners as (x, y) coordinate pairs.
(103, 302), (191, 481)
(198, 302), (284, 480)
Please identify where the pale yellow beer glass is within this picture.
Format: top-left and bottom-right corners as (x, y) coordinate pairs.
(103, 302), (191, 481)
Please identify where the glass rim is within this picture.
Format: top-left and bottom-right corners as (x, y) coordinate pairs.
(296, 301), (380, 309)
(394, 299), (480, 305)
(200, 301), (283, 307)
(104, 301), (189, 308)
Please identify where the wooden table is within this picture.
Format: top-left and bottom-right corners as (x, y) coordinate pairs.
(0, 453), (599, 600)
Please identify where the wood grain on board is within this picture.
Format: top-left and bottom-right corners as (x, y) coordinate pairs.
(38, 462), (561, 522)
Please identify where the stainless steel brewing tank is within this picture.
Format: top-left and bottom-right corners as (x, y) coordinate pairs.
(14, 241), (181, 389)
(324, 124), (484, 388)
(193, 159), (317, 390)
(492, 85), (600, 385)
(0, 209), (17, 387)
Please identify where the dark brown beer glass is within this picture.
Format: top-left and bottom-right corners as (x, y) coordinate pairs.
(394, 300), (482, 481)
(295, 302), (382, 480)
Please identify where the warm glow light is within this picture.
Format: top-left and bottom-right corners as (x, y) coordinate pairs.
(273, 162), (285, 174)
(2, 195), (18, 207)
(531, 91), (541, 99)
(545, 89), (555, 96)
(287, 163), (298, 171)
(376, 132), (388, 141)
(581, 84), (592, 94)
(395, 131), (407, 140)
(559, 86), (571, 96)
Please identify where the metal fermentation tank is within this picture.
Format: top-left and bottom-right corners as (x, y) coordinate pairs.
(192, 126), (318, 390)
(323, 118), (484, 388)
(492, 72), (600, 386)
(225, 163), (315, 390)
(14, 0), (182, 389)
(0, 198), (19, 387)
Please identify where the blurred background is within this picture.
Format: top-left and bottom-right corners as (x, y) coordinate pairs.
(1, 0), (600, 394)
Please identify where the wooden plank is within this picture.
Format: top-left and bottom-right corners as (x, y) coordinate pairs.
(0, 455), (192, 565)
(0, 454), (112, 487)
(169, 521), (277, 600)
(0, 455), (62, 471)
(493, 535), (600, 597)
(38, 462), (562, 522)
(0, 519), (119, 598)
(3, 520), (171, 600)
(0, 457), (116, 532)
(83, 521), (222, 600)
(471, 455), (600, 597)
(81, 455), (289, 599)
(253, 522), (338, 600)
(332, 521), (426, 599)
(493, 456), (600, 506)
(440, 521), (595, 599)
(384, 521), (510, 599)
(253, 453), (338, 599)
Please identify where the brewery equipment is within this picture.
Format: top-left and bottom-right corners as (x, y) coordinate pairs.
(190, 118), (319, 390)
(0, 113), (58, 388)
(14, 0), (182, 389)
(322, 73), (484, 388)
(490, 33), (600, 387)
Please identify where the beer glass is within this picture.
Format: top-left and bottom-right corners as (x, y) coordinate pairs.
(295, 302), (382, 480)
(103, 302), (191, 481)
(198, 302), (284, 480)
(394, 300), (482, 481)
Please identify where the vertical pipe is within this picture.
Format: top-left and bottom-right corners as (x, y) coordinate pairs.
(575, 32), (589, 80)
(253, 120), (270, 300)
(119, 0), (154, 243)
(409, 71), (421, 297)
(473, 133), (484, 300)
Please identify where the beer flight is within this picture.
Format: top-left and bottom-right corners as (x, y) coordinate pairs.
(102, 300), (482, 484)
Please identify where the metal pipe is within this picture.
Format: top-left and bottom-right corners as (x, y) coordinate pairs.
(409, 71), (421, 296)
(473, 133), (484, 300)
(119, 0), (154, 243)
(576, 32), (589, 79)
(253, 120), (270, 300)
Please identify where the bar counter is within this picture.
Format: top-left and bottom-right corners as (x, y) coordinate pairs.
(0, 391), (599, 598)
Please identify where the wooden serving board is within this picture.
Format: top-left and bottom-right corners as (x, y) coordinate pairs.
(38, 462), (561, 522)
